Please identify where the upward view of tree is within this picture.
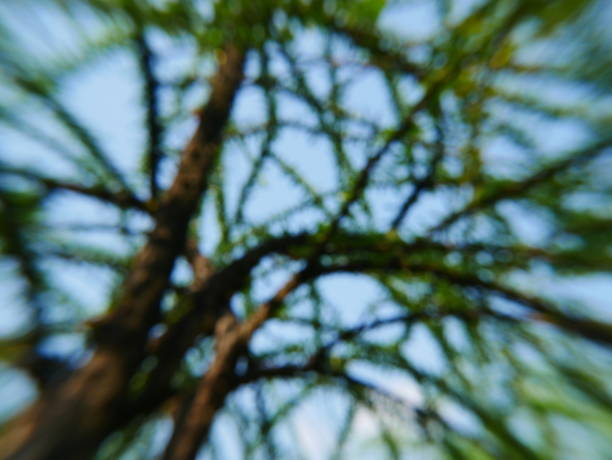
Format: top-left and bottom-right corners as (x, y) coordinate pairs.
(0, 0), (611, 458)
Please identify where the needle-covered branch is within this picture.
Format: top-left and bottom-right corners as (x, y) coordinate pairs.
(0, 166), (150, 212)
(1, 1), (610, 459)
(135, 30), (164, 200)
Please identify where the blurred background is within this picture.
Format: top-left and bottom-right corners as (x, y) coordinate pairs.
(1, 1), (611, 459)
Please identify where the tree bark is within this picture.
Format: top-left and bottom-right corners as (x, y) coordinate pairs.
(0, 45), (246, 460)
(160, 313), (243, 460)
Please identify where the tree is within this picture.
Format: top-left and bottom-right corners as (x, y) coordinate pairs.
(0, 0), (611, 458)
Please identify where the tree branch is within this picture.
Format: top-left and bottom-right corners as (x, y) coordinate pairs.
(0, 44), (247, 460)
(135, 30), (164, 200)
(0, 166), (150, 212)
(431, 139), (611, 233)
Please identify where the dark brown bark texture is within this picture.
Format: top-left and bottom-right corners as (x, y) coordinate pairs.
(0, 45), (246, 460)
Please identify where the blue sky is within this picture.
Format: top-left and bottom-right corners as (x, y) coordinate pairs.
(1, 1), (611, 458)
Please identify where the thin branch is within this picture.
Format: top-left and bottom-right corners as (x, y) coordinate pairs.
(430, 139), (612, 233)
(390, 111), (445, 230)
(325, 258), (612, 347)
(135, 30), (164, 200)
(234, 47), (278, 225)
(1, 166), (150, 211)
(10, 70), (136, 194)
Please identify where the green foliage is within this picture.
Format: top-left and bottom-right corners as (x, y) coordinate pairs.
(0, 0), (611, 459)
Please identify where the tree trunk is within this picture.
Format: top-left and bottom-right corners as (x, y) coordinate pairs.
(0, 45), (246, 460)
